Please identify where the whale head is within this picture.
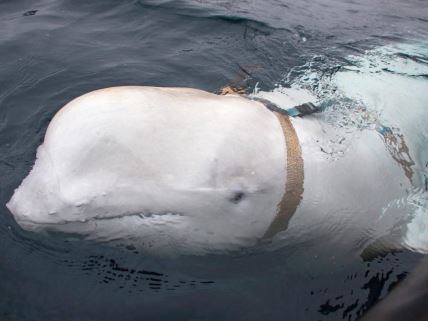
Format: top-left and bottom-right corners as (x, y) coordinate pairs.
(6, 87), (290, 255)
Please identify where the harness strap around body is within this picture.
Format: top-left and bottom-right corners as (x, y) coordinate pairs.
(250, 96), (322, 118)
(248, 97), (305, 240)
(262, 111), (304, 239)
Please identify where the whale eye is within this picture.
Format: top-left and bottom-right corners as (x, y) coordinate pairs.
(230, 191), (245, 204)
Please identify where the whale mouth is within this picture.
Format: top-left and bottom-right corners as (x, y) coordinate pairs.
(14, 211), (185, 228)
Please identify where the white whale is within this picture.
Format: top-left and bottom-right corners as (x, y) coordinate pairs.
(6, 83), (426, 256)
(8, 86), (291, 255)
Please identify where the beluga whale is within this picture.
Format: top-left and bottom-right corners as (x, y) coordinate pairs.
(6, 69), (428, 257)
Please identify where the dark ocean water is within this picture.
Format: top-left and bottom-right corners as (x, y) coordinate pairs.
(1, 0), (427, 320)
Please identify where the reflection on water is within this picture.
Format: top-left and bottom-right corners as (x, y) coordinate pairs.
(0, 0), (427, 320)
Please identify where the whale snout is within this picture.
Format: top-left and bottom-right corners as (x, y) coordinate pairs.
(6, 186), (53, 230)
(6, 146), (66, 230)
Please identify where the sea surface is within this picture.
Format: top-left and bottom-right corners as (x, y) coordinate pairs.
(1, 0), (427, 320)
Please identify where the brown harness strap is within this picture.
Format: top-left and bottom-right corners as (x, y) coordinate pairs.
(223, 93), (305, 239)
(262, 111), (304, 240)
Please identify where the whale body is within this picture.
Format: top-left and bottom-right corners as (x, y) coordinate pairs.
(6, 76), (427, 256)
